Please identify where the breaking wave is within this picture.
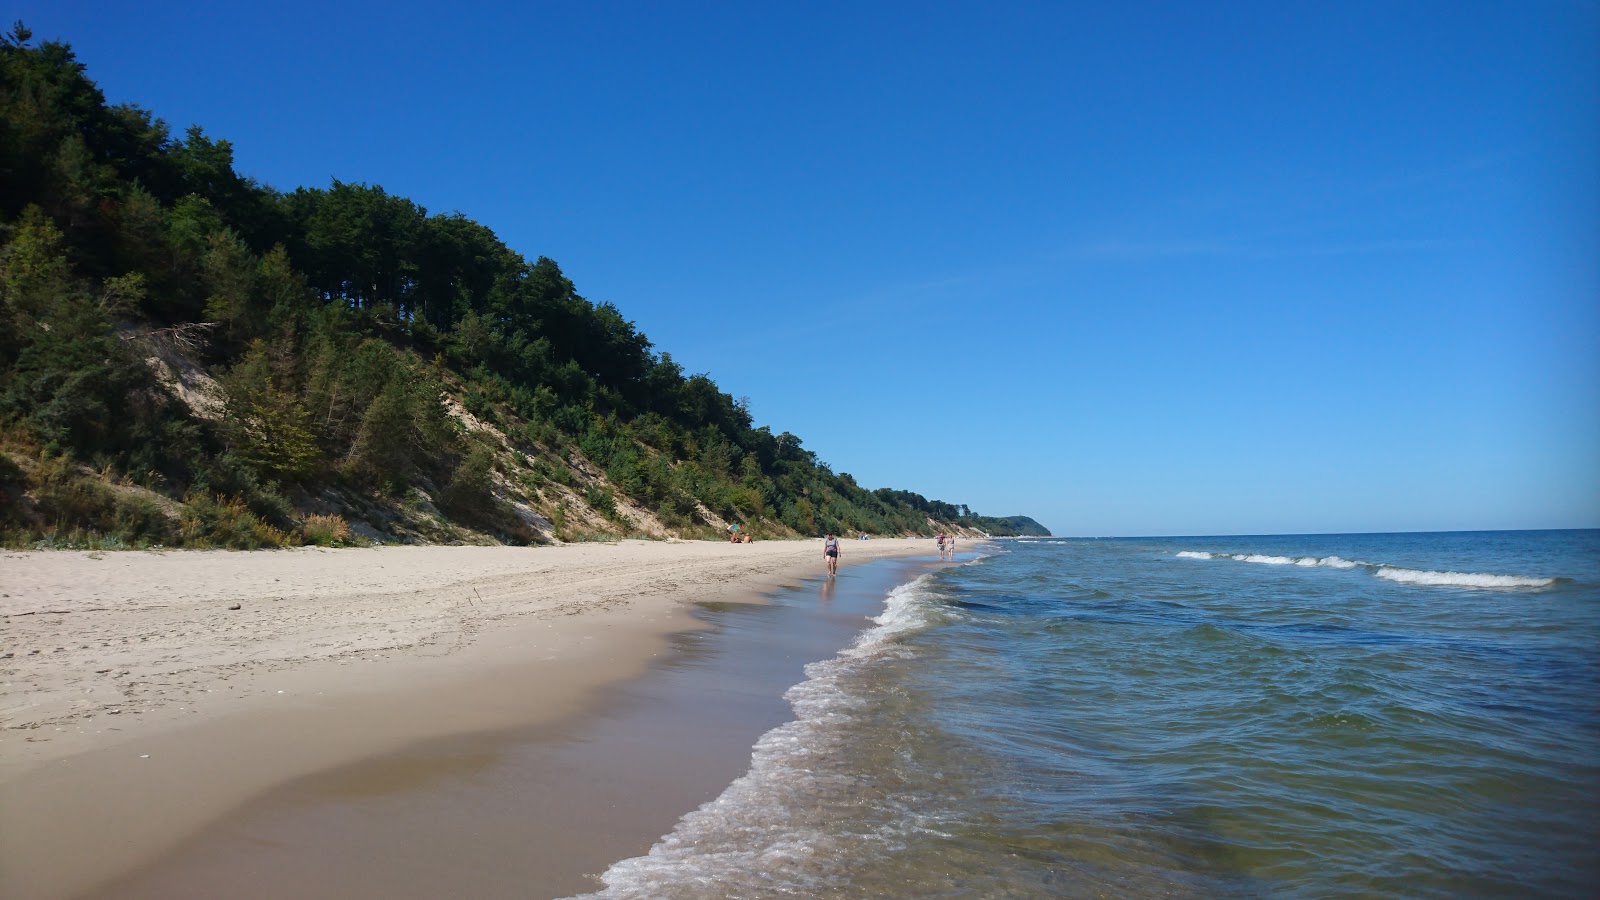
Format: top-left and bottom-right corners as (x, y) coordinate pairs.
(1372, 567), (1555, 589)
(1177, 551), (1553, 589)
(573, 575), (947, 898)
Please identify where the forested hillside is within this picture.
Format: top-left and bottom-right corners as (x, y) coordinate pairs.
(0, 26), (1048, 548)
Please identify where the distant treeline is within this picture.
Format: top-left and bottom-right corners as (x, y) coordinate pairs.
(0, 25), (1048, 547)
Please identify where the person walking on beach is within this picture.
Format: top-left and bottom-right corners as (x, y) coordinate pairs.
(945, 533), (956, 560)
(937, 532), (946, 559)
(824, 533), (841, 577)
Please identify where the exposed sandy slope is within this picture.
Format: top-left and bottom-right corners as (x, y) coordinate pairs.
(0, 537), (932, 898)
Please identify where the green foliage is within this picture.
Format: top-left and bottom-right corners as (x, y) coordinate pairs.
(784, 497), (817, 535)
(441, 444), (495, 516)
(189, 451), (295, 526)
(333, 341), (456, 481)
(543, 458), (574, 487)
(436, 442), (537, 544)
(202, 227), (262, 342)
(0, 206), (72, 320)
(30, 456), (114, 525)
(220, 341), (320, 478)
(11, 453), (176, 546)
(584, 483), (618, 518)
(99, 271), (145, 317)
(962, 514), (1051, 537)
(180, 491), (289, 549)
(0, 29), (1044, 546)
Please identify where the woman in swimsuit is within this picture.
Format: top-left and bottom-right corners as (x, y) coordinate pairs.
(824, 533), (840, 576)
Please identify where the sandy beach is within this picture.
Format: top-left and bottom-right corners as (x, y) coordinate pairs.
(0, 537), (935, 898)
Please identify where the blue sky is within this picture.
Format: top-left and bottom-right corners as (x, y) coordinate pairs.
(20, 1), (1599, 535)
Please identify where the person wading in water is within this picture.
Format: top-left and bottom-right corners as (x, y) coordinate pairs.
(824, 533), (841, 577)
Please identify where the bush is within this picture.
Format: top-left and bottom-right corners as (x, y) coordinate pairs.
(436, 445), (536, 544)
(520, 419), (559, 449)
(192, 453), (295, 526)
(656, 494), (692, 528)
(180, 492), (290, 549)
(300, 513), (352, 546)
(463, 387), (496, 424)
(7, 453), (177, 546)
(28, 455), (116, 524)
(112, 493), (174, 543)
(441, 446), (496, 518)
(584, 484), (617, 517)
(554, 464), (575, 487)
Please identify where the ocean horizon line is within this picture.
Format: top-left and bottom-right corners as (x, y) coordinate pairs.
(1029, 525), (1600, 540)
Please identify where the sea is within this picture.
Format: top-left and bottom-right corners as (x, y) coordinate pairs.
(578, 530), (1600, 899)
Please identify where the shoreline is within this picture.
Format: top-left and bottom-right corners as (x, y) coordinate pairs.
(94, 557), (942, 898)
(0, 537), (935, 899)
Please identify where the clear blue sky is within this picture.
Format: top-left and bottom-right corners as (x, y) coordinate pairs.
(20, 0), (1599, 535)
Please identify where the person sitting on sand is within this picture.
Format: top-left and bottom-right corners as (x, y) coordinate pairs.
(741, 532), (751, 543)
(824, 533), (840, 577)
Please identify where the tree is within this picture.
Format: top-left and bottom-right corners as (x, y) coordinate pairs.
(221, 341), (319, 478)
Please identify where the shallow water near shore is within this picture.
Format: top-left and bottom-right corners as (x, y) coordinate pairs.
(582, 530), (1599, 898)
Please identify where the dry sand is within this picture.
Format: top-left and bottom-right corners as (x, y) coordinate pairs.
(0, 537), (933, 899)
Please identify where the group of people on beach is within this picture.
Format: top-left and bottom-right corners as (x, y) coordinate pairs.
(726, 524), (751, 543)
(822, 531), (958, 579)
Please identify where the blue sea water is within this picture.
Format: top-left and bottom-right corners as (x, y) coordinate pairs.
(584, 531), (1600, 898)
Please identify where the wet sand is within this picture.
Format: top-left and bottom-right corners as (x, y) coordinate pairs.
(87, 561), (928, 898)
(0, 538), (936, 898)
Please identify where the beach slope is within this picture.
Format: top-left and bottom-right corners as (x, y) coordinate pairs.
(0, 537), (928, 898)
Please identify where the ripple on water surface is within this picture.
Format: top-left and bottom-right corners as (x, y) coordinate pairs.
(582, 532), (1600, 898)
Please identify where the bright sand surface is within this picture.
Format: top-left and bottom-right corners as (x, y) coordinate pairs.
(0, 537), (935, 898)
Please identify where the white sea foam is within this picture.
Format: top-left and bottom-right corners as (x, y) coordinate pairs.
(1373, 568), (1555, 589)
(1289, 555), (1359, 568)
(573, 575), (944, 899)
(1177, 549), (1552, 589)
